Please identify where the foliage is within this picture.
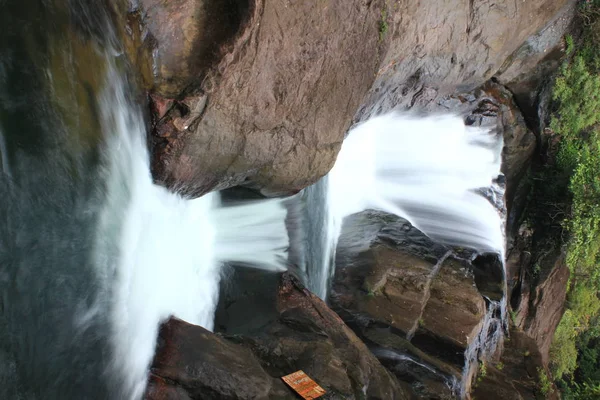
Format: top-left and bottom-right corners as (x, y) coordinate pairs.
(550, 286), (600, 378)
(549, 56), (600, 139)
(546, 1), (600, 395)
(539, 367), (555, 397)
(378, 9), (388, 42)
(564, 142), (600, 283)
(551, 310), (580, 378)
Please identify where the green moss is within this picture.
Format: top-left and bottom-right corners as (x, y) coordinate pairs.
(378, 9), (388, 42)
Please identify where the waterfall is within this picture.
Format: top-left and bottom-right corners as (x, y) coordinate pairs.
(90, 57), (288, 399)
(298, 113), (505, 299)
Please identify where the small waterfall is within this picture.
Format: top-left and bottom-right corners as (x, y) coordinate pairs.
(461, 298), (505, 396)
(296, 113), (507, 397)
(301, 113), (505, 298)
(91, 57), (288, 399)
(372, 348), (461, 397)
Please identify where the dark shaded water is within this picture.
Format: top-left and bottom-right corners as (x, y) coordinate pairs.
(0, 1), (126, 398)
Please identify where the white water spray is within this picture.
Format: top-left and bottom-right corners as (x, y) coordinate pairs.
(91, 59), (288, 400)
(303, 113), (505, 299)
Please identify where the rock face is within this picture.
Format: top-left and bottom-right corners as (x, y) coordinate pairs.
(331, 212), (502, 398)
(472, 329), (558, 400)
(511, 248), (569, 365)
(146, 317), (287, 400)
(119, 0), (569, 197)
(136, 0), (387, 197)
(147, 273), (409, 399)
(355, 0), (570, 119)
(494, 1), (576, 127)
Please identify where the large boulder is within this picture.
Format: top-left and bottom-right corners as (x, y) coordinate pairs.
(229, 273), (410, 399)
(145, 317), (289, 400)
(135, 0), (387, 197)
(331, 212), (502, 398)
(147, 273), (409, 399)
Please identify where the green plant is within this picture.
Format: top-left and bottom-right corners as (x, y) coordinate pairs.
(549, 56), (600, 140)
(496, 362), (504, 371)
(565, 34), (575, 55)
(538, 367), (554, 397)
(550, 310), (580, 378)
(479, 361), (487, 378)
(378, 9), (388, 42)
(533, 263), (542, 279)
(509, 310), (518, 325)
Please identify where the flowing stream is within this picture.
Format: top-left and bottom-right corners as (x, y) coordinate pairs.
(94, 58), (288, 399)
(0, 3), (287, 399)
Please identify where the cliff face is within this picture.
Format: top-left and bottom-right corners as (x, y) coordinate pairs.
(109, 1), (579, 399)
(119, 0), (569, 198)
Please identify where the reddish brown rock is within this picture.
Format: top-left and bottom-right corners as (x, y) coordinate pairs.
(357, 0), (570, 118)
(233, 273), (411, 399)
(330, 212), (499, 398)
(472, 329), (559, 400)
(146, 317), (285, 400)
(418, 258), (486, 352)
(141, 0), (386, 197)
(127, 0), (567, 197)
(516, 250), (569, 365)
(146, 273), (409, 400)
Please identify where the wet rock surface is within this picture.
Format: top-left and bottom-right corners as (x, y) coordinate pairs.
(471, 328), (550, 400)
(330, 212), (501, 398)
(145, 317), (286, 400)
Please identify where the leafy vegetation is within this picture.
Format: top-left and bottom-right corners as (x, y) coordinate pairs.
(378, 9), (388, 42)
(546, 1), (600, 397)
(539, 367), (555, 397)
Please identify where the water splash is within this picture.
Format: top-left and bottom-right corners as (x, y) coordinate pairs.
(302, 113), (505, 299)
(92, 58), (288, 400)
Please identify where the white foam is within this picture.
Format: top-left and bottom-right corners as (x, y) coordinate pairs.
(92, 59), (288, 400)
(310, 113), (505, 297)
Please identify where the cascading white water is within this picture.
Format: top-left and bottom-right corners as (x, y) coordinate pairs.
(310, 113), (505, 298)
(91, 58), (288, 400)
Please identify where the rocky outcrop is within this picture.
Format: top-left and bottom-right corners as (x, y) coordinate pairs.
(355, 0), (570, 119)
(472, 329), (558, 400)
(511, 248), (569, 365)
(130, 0), (388, 197)
(330, 212), (502, 398)
(116, 0), (570, 197)
(494, 1), (577, 128)
(147, 273), (409, 399)
(145, 317), (289, 400)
